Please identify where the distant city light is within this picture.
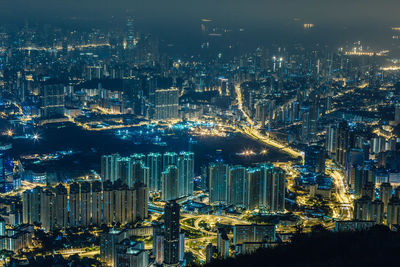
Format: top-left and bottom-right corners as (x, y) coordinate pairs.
(33, 133), (40, 141)
(304, 23), (315, 29)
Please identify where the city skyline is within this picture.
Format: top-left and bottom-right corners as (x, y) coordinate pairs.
(0, 1), (400, 266)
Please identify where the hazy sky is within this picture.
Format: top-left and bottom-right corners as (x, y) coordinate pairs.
(1, 0), (398, 52)
(1, 0), (399, 26)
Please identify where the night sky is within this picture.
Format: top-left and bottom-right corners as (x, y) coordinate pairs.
(1, 0), (399, 25)
(0, 1), (399, 54)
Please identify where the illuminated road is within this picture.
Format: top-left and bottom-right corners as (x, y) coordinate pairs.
(9, 43), (110, 52)
(234, 83), (303, 159)
(234, 82), (353, 225)
(326, 160), (353, 221)
(53, 247), (99, 258)
(180, 213), (251, 262)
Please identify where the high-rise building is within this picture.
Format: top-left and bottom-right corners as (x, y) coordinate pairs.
(206, 243), (215, 263)
(80, 182), (91, 227)
(135, 182), (148, 221)
(100, 229), (122, 266)
(114, 182), (128, 225)
(154, 87), (179, 120)
(101, 154), (120, 183)
(395, 103), (400, 125)
(131, 160), (149, 187)
(126, 186), (137, 224)
(0, 143), (14, 193)
(117, 157), (132, 186)
(69, 182), (80, 227)
(177, 151), (194, 197)
(115, 240), (148, 267)
(22, 186), (42, 225)
(147, 153), (162, 191)
(326, 124), (337, 157)
(354, 196), (372, 221)
(336, 121), (352, 167)
(162, 166), (179, 201)
(246, 168), (262, 210)
(163, 152), (178, 170)
(381, 182), (392, 213)
(22, 180), (147, 230)
(103, 181), (114, 225)
(91, 181), (102, 225)
(179, 232), (185, 263)
(217, 228), (230, 259)
(387, 197), (400, 226)
(233, 224), (276, 245)
(301, 108), (310, 143)
(371, 199), (384, 224)
(39, 83), (65, 119)
(265, 168), (285, 212)
(164, 200), (180, 266)
(346, 148), (364, 188)
(152, 223), (164, 265)
(54, 184), (68, 228)
(40, 189), (55, 231)
(227, 166), (247, 207)
(209, 162), (228, 203)
(304, 145), (326, 174)
(259, 164), (274, 209)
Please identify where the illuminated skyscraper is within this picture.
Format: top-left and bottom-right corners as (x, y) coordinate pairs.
(387, 197), (400, 226)
(227, 166), (247, 207)
(153, 223), (164, 265)
(209, 162), (228, 203)
(114, 182), (128, 225)
(101, 154), (120, 182)
(39, 83), (65, 119)
(354, 196), (372, 221)
(233, 224), (276, 245)
(135, 182), (148, 221)
(162, 166), (179, 201)
(130, 160), (149, 187)
(117, 157), (132, 186)
(54, 184), (68, 228)
(115, 240), (148, 267)
(0, 143), (14, 193)
(164, 200), (180, 266)
(217, 228), (229, 259)
(40, 189), (55, 231)
(259, 164), (274, 208)
(304, 145), (326, 174)
(69, 182), (80, 227)
(103, 181), (114, 225)
(336, 121), (352, 167)
(177, 151), (194, 197)
(154, 87), (179, 120)
(163, 152), (178, 170)
(381, 182), (393, 213)
(246, 168), (262, 210)
(126, 186), (137, 223)
(80, 182), (91, 227)
(371, 199), (384, 224)
(91, 181), (102, 225)
(22, 186), (42, 225)
(267, 168), (286, 212)
(146, 153), (162, 191)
